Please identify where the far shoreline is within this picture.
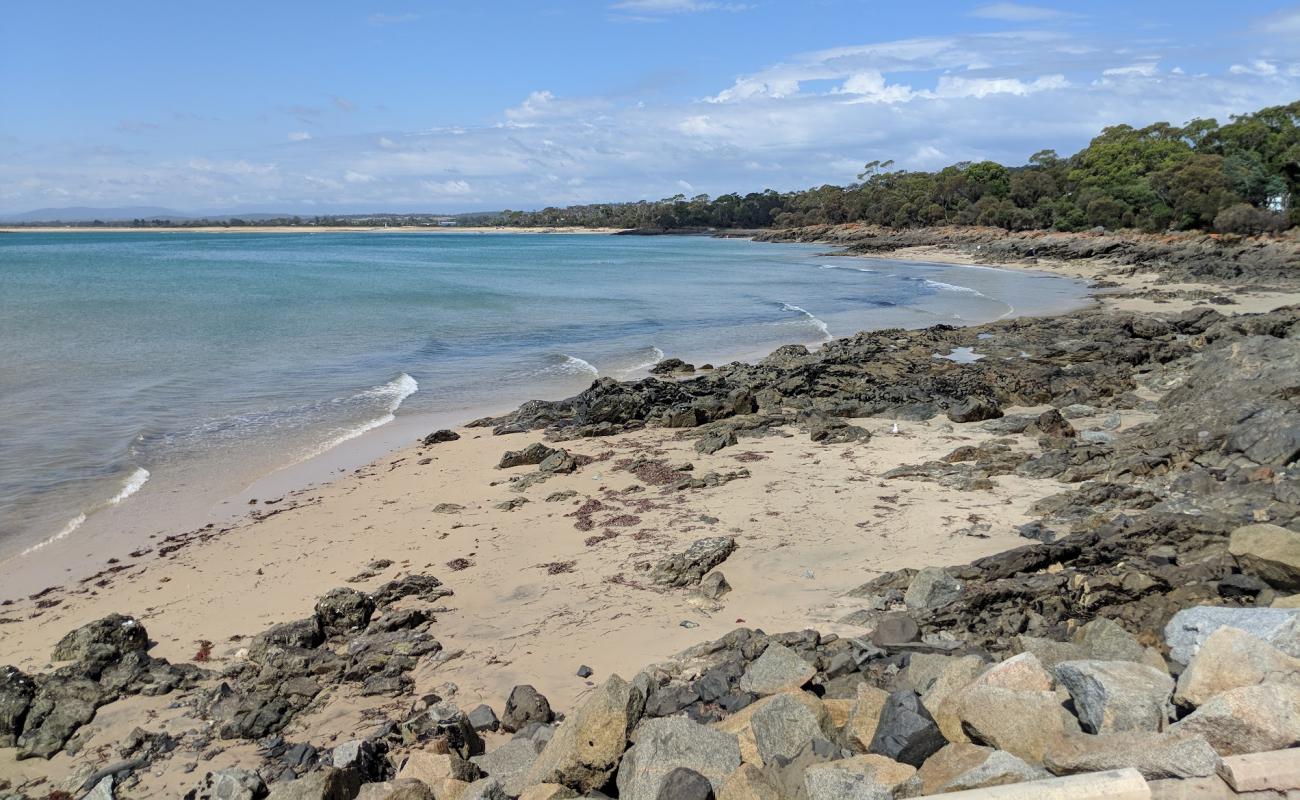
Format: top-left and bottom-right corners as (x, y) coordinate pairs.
(0, 225), (627, 234)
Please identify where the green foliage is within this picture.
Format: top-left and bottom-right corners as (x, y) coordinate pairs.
(480, 102), (1296, 234)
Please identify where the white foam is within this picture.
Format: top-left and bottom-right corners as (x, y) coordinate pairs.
(819, 263), (876, 273)
(18, 513), (87, 557)
(109, 467), (150, 505)
(623, 346), (665, 375)
(923, 279), (987, 297)
(302, 373), (419, 460)
(780, 303), (832, 341)
(557, 354), (599, 377)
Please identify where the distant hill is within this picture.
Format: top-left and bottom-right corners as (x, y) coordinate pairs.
(0, 206), (192, 223)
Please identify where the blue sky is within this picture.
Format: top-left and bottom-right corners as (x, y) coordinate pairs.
(2, 1), (1299, 214)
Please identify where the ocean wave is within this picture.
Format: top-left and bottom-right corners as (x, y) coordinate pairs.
(623, 346), (665, 375)
(556, 354), (599, 377)
(820, 263), (876, 273)
(780, 302), (832, 341)
(922, 279), (988, 297)
(300, 373), (419, 461)
(109, 467), (150, 505)
(14, 464), (150, 558)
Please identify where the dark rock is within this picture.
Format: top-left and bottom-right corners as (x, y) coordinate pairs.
(498, 443), (559, 469)
(867, 689), (947, 767)
(421, 429), (460, 446)
(16, 672), (108, 759)
(650, 358), (694, 375)
(695, 431), (737, 455)
(467, 704), (500, 733)
(369, 574), (452, 607)
(1218, 573), (1268, 598)
(0, 665), (35, 748)
(651, 537), (737, 588)
(577, 665), (594, 679)
(1036, 409), (1076, 438)
(501, 685), (552, 733)
(314, 588), (375, 636)
(654, 767), (715, 800)
(52, 613), (149, 664)
(947, 397), (1003, 424)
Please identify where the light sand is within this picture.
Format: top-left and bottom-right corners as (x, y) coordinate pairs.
(863, 244), (1299, 316)
(0, 404), (1110, 790)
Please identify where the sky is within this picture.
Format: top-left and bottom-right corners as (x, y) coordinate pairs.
(2, 1), (1299, 215)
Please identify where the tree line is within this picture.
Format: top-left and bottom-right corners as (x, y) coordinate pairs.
(464, 101), (1299, 235)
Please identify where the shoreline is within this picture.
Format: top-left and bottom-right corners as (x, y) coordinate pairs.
(0, 225), (628, 234)
(0, 248), (1092, 594)
(2, 230), (1298, 796)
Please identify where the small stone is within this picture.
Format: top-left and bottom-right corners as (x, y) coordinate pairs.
(422, 429), (460, 446)
(696, 431), (738, 455)
(498, 443), (558, 469)
(947, 397), (1003, 424)
(467, 704), (500, 733)
(502, 685), (552, 733)
(738, 643), (815, 695)
(576, 666), (594, 679)
(869, 613), (919, 647)
(699, 572), (731, 600)
(866, 690), (946, 767)
(654, 768), (714, 800)
(652, 537), (738, 588)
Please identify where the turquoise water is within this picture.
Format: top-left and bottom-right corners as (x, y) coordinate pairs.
(0, 232), (1088, 561)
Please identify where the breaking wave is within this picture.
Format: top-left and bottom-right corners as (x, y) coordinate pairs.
(780, 302), (832, 341)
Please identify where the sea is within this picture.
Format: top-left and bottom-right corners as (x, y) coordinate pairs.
(0, 231), (1089, 566)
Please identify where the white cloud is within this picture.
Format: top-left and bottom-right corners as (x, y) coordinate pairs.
(1230, 60), (1279, 77)
(423, 179), (472, 196)
(344, 170), (376, 183)
(288, 131), (312, 142)
(1254, 7), (1300, 36)
(970, 3), (1068, 22)
(932, 73), (1068, 98)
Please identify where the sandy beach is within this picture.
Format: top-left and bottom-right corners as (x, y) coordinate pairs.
(2, 232), (1297, 794)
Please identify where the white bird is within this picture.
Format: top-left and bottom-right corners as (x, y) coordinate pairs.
(891, 422), (900, 435)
